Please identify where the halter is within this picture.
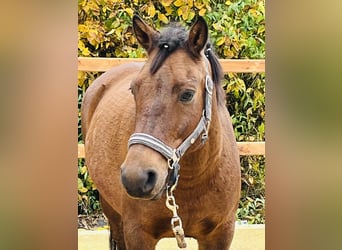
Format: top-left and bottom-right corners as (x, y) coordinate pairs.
(127, 66), (214, 249)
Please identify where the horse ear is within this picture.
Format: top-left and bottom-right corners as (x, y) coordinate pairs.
(187, 16), (208, 57)
(133, 15), (158, 52)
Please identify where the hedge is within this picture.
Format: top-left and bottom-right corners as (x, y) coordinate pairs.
(78, 0), (265, 224)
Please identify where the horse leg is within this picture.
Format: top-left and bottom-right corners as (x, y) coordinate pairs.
(109, 232), (117, 250)
(100, 196), (126, 250)
(197, 219), (236, 250)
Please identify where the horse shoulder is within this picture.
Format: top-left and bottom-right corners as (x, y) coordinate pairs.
(81, 62), (143, 140)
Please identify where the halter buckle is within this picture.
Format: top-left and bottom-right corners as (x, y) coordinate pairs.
(168, 149), (180, 169)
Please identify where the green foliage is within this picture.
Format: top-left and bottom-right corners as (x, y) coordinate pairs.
(78, 159), (101, 215)
(206, 0), (265, 59)
(78, 0), (265, 223)
(237, 155), (265, 224)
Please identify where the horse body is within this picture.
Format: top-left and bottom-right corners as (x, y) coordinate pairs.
(82, 15), (240, 249)
(82, 63), (142, 212)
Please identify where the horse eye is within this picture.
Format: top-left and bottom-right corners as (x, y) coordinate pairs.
(129, 87), (134, 95)
(179, 90), (195, 103)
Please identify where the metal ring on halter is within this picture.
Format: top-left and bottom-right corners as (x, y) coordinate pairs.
(168, 149), (180, 169)
(205, 75), (213, 95)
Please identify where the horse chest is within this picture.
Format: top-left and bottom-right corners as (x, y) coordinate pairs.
(174, 186), (231, 233)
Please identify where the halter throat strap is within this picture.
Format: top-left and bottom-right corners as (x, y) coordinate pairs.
(127, 74), (213, 186)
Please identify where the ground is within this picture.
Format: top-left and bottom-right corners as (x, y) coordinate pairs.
(78, 213), (265, 250)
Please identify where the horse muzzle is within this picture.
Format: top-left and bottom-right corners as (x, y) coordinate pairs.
(121, 167), (157, 199)
(120, 146), (168, 200)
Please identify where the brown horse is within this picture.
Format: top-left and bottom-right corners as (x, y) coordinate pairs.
(82, 15), (241, 249)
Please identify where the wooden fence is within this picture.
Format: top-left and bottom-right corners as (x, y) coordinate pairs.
(78, 57), (265, 157)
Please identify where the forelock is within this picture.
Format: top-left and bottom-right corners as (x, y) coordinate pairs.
(150, 24), (188, 74)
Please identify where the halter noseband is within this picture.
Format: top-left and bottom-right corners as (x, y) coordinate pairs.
(127, 74), (213, 187)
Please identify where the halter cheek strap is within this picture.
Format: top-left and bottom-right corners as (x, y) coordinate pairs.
(127, 74), (213, 187)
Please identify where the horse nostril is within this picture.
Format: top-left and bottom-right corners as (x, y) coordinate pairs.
(143, 169), (157, 193)
(121, 167), (158, 197)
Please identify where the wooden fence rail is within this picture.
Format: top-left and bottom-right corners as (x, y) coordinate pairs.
(78, 142), (264, 158)
(78, 57), (265, 157)
(78, 57), (265, 73)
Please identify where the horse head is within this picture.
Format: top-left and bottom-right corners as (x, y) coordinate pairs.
(120, 15), (222, 200)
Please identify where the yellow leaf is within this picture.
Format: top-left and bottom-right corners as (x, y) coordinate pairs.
(257, 26), (265, 34)
(115, 27), (123, 37)
(158, 13), (169, 24)
(147, 4), (156, 17)
(194, 2), (204, 9)
(216, 36), (226, 46)
(187, 10), (195, 21)
(78, 178), (84, 190)
(212, 23), (222, 31)
(246, 196), (254, 202)
(232, 41), (240, 51)
(199, 8), (206, 16)
(160, 0), (173, 7)
(177, 7), (183, 17)
(174, 0), (184, 7)
(225, 0), (232, 5)
(228, 72), (236, 78)
(248, 9), (259, 18)
(164, 6), (173, 15)
(82, 47), (90, 56)
(78, 40), (85, 50)
(106, 29), (115, 36)
(80, 166), (87, 175)
(224, 49), (234, 58)
(80, 187), (88, 193)
(125, 8), (134, 17)
(78, 24), (88, 33)
(78, 71), (84, 80)
(178, 5), (189, 20)
(248, 177), (254, 184)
